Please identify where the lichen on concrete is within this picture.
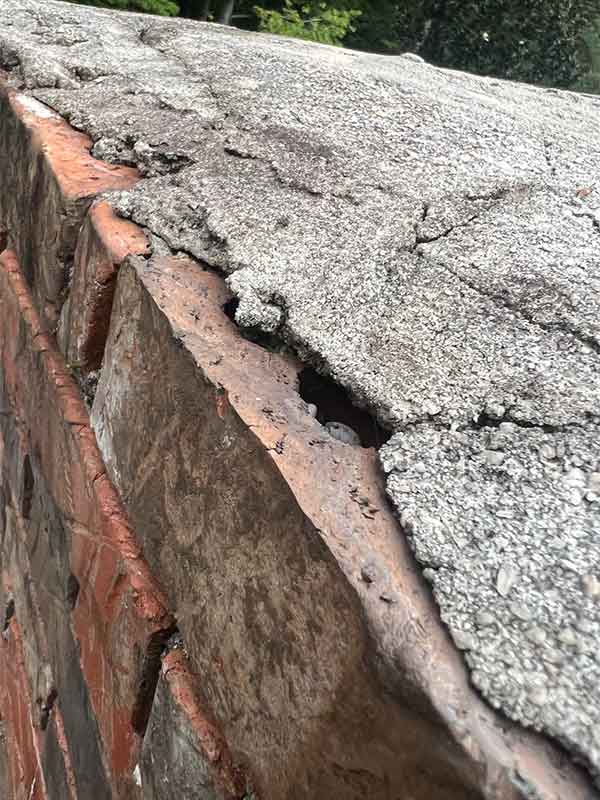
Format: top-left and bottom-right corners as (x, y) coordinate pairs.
(1, 0), (600, 785)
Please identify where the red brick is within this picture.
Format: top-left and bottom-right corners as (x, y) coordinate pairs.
(0, 249), (174, 794)
(60, 200), (149, 372)
(0, 601), (48, 800)
(0, 81), (139, 327)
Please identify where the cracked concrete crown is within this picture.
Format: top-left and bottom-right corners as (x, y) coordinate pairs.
(1, 0), (600, 786)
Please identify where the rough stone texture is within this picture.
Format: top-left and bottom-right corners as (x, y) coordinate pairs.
(0, 0), (600, 795)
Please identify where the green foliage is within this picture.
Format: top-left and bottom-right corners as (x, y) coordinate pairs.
(370, 0), (600, 89)
(70, 0), (180, 15)
(254, 0), (360, 45)
(575, 16), (600, 91)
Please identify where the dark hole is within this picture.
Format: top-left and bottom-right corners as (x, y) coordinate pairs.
(298, 368), (391, 449)
(222, 297), (239, 322)
(22, 455), (34, 520)
(40, 688), (58, 732)
(131, 626), (176, 735)
(222, 300), (390, 447)
(3, 599), (14, 633)
(66, 574), (80, 611)
(222, 297), (286, 351)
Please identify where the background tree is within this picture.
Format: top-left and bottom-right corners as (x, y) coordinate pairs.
(178, 0), (236, 23)
(378, 0), (600, 88)
(254, 0), (360, 45)
(577, 15), (600, 91)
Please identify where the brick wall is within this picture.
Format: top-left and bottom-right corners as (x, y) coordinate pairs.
(0, 81), (247, 800)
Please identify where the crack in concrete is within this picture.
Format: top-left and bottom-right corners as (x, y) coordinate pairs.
(425, 248), (600, 357)
(408, 188), (512, 250)
(415, 210), (480, 246)
(222, 142), (360, 204)
(394, 408), (598, 440)
(542, 137), (557, 176)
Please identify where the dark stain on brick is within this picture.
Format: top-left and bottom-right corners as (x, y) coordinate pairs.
(65, 573), (80, 611)
(21, 455), (34, 520)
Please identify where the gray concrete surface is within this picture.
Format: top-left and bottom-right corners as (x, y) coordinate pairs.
(1, 0), (599, 782)
(381, 424), (600, 779)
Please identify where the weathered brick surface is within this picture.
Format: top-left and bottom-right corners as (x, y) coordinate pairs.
(0, 506), (49, 800)
(0, 718), (13, 800)
(0, 610), (47, 800)
(0, 249), (174, 797)
(0, 428), (112, 800)
(141, 648), (246, 800)
(0, 82), (138, 327)
(0, 530), (79, 800)
(0, 79), (252, 800)
(59, 200), (149, 373)
(91, 256), (484, 799)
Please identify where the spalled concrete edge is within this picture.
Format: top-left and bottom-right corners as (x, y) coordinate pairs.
(0, 50), (596, 800)
(7, 90), (140, 198)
